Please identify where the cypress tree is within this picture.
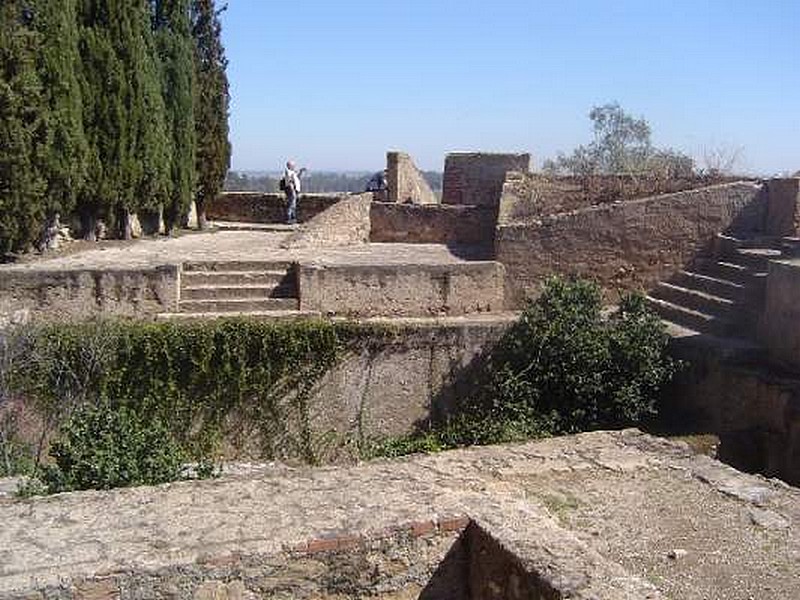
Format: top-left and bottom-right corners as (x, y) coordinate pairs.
(192, 0), (230, 230)
(0, 2), (47, 255)
(77, 0), (169, 240)
(155, 0), (196, 232)
(34, 0), (89, 247)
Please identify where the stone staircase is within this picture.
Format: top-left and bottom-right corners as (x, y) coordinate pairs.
(646, 234), (784, 338)
(160, 260), (312, 320)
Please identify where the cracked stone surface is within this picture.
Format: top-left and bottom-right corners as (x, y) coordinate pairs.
(1, 430), (799, 599)
(0, 231), (489, 273)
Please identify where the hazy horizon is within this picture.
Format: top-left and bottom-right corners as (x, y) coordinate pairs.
(222, 0), (799, 176)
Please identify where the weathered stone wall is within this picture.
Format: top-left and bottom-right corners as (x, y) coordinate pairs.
(759, 259), (800, 370)
(298, 262), (506, 318)
(281, 194), (372, 250)
(443, 152), (530, 207)
(0, 266), (179, 321)
(207, 192), (343, 223)
(496, 181), (766, 304)
(369, 202), (496, 246)
(665, 334), (800, 486)
(764, 178), (800, 236)
(386, 151), (438, 205)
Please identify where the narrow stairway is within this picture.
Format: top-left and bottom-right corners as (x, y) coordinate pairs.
(158, 260), (314, 320)
(646, 234), (783, 339)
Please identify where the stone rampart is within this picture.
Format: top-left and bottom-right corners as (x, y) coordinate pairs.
(443, 152), (530, 207)
(495, 181), (766, 304)
(386, 151), (438, 204)
(207, 192), (343, 223)
(298, 262), (506, 318)
(369, 202), (496, 246)
(0, 266), (179, 320)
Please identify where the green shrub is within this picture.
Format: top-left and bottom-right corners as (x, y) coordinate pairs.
(370, 277), (677, 456)
(40, 401), (185, 493)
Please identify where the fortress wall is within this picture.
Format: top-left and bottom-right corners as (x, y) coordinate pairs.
(442, 152), (530, 207)
(298, 262), (506, 318)
(495, 181), (766, 305)
(207, 192), (343, 223)
(370, 202), (496, 246)
(0, 266), (179, 321)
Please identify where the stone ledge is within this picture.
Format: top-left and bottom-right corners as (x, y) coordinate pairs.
(2, 430), (798, 599)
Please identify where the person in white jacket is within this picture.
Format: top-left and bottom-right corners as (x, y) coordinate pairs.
(283, 160), (306, 224)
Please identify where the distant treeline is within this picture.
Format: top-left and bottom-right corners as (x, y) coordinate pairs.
(0, 0), (230, 255)
(225, 171), (444, 194)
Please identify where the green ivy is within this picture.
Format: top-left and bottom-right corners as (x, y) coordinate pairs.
(12, 318), (388, 475)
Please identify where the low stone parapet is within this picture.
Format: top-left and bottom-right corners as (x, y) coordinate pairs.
(208, 192), (344, 223)
(370, 202), (496, 246)
(0, 265), (179, 321)
(298, 261), (506, 317)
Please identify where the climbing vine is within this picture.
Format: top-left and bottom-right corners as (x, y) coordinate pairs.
(10, 318), (392, 478)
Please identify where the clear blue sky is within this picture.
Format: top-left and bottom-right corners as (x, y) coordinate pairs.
(222, 0), (799, 175)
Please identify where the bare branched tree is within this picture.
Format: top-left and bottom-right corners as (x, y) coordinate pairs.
(700, 144), (745, 176)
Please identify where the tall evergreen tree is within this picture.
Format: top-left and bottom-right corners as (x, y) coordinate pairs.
(192, 0), (230, 230)
(34, 0), (89, 247)
(155, 0), (196, 231)
(0, 2), (47, 255)
(77, 0), (169, 239)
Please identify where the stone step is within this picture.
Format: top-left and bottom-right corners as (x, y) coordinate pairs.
(649, 282), (736, 317)
(645, 296), (732, 336)
(705, 261), (761, 286)
(714, 233), (783, 255)
(672, 270), (745, 301)
(183, 260), (295, 273)
(723, 248), (781, 271)
(181, 285), (297, 301)
(157, 309), (319, 322)
(179, 298), (299, 313)
(181, 270), (292, 287)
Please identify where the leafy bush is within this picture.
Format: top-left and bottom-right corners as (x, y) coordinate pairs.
(40, 401), (185, 493)
(372, 277), (677, 455)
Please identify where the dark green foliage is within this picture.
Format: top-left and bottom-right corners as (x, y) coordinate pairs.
(192, 0), (230, 228)
(156, 0), (196, 230)
(77, 0), (171, 236)
(33, 0), (88, 225)
(371, 277), (677, 455)
(0, 2), (47, 255)
(41, 401), (185, 492)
